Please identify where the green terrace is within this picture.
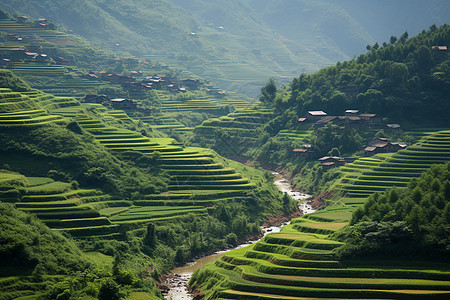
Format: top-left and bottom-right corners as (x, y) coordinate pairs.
(335, 130), (450, 199)
(190, 129), (450, 299)
(194, 106), (276, 140)
(0, 89), (260, 237)
(0, 173), (119, 237)
(59, 108), (257, 227)
(0, 88), (66, 126)
(276, 129), (313, 143)
(0, 19), (112, 97)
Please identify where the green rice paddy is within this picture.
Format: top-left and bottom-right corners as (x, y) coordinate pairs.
(191, 130), (450, 299)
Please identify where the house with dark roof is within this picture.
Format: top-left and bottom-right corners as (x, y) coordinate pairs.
(299, 111), (328, 123)
(386, 123), (401, 131)
(432, 46), (447, 51)
(359, 113), (382, 125)
(293, 144), (315, 159)
(314, 116), (339, 127)
(17, 16), (29, 23)
(364, 138), (407, 156)
(319, 156), (346, 170)
(110, 98), (137, 110)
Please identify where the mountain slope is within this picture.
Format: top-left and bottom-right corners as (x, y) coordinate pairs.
(2, 0), (448, 97)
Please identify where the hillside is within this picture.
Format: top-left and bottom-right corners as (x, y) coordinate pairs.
(0, 14), (253, 140)
(0, 0), (331, 96)
(189, 131), (450, 299)
(1, 1), (448, 96)
(0, 74), (290, 298)
(192, 24), (450, 169)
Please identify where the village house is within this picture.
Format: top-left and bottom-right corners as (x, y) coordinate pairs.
(319, 156), (346, 170)
(84, 73), (99, 80)
(130, 70), (142, 77)
(17, 16), (29, 23)
(364, 138), (407, 156)
(432, 46), (447, 51)
(345, 109), (359, 116)
(54, 57), (70, 65)
(24, 52), (38, 60)
(35, 54), (49, 62)
(386, 123), (401, 132)
(110, 98), (138, 110)
(314, 116), (339, 128)
(292, 144), (315, 159)
(0, 59), (12, 68)
(34, 19), (48, 28)
(299, 111), (327, 123)
(359, 113), (382, 125)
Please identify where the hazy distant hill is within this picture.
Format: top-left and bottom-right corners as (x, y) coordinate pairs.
(0, 0), (448, 97)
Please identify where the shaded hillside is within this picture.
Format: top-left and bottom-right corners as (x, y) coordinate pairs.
(0, 202), (89, 275)
(0, 0), (330, 96)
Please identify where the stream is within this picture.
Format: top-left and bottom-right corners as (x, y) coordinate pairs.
(163, 172), (313, 300)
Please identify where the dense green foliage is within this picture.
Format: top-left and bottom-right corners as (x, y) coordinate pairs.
(0, 203), (88, 275)
(337, 162), (450, 257)
(193, 25), (449, 173)
(0, 70), (31, 92)
(277, 24), (450, 126)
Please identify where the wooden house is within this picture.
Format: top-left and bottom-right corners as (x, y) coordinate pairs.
(359, 113), (382, 124)
(293, 145), (315, 159)
(319, 156), (346, 170)
(110, 98), (137, 110)
(17, 16), (29, 23)
(364, 138), (406, 156)
(301, 111), (327, 122)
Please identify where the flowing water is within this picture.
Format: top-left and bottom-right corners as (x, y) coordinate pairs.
(163, 172), (313, 300)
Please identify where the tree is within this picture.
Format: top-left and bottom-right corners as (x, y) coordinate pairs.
(259, 78), (277, 103)
(144, 223), (156, 248)
(328, 148), (340, 157)
(98, 279), (120, 300)
(390, 35), (397, 45)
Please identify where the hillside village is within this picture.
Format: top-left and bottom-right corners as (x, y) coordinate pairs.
(293, 110), (407, 169)
(0, 15), (229, 99)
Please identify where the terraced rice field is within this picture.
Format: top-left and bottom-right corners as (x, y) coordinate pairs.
(49, 100), (257, 227)
(0, 88), (66, 126)
(0, 89), (259, 236)
(0, 19), (110, 97)
(335, 131), (450, 200)
(0, 171), (118, 237)
(194, 106), (276, 150)
(276, 129), (313, 143)
(191, 130), (450, 299)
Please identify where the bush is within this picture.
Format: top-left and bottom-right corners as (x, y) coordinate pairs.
(98, 279), (120, 300)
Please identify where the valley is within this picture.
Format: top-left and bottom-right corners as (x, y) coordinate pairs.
(0, 4), (449, 300)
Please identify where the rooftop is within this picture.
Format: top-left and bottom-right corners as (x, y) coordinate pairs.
(308, 110), (327, 116)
